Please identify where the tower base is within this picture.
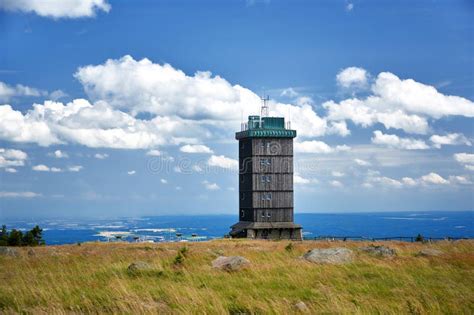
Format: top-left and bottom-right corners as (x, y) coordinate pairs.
(230, 221), (302, 240)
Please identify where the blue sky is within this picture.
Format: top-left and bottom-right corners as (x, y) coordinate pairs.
(0, 0), (473, 219)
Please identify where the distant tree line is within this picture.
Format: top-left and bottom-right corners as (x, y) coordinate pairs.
(0, 225), (45, 246)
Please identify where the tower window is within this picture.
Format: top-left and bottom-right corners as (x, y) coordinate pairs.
(261, 175), (272, 183)
(266, 211), (271, 218)
(261, 193), (272, 201)
(260, 158), (271, 166)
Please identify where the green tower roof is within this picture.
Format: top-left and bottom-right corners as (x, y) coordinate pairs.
(235, 115), (296, 140)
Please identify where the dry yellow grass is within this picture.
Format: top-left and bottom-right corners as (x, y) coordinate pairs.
(1, 239), (473, 314)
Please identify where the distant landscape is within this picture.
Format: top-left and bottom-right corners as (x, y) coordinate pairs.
(2, 211), (473, 245)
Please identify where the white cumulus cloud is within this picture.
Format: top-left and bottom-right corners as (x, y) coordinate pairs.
(421, 172), (449, 185)
(371, 130), (430, 150)
(74, 55), (333, 139)
(354, 158), (371, 166)
(449, 175), (472, 185)
(180, 144), (213, 154)
(294, 173), (318, 185)
(0, 0), (111, 19)
(94, 153), (108, 159)
(52, 150), (68, 158)
(202, 180), (220, 190)
(0, 99), (205, 148)
(336, 67), (368, 88)
(0, 148), (27, 168)
(294, 140), (350, 154)
(146, 149), (162, 156)
(68, 165), (83, 172)
(207, 155), (238, 170)
(32, 164), (50, 171)
(330, 180), (343, 188)
(0, 81), (46, 102)
(454, 153), (474, 171)
(430, 133), (471, 149)
(325, 70), (474, 134)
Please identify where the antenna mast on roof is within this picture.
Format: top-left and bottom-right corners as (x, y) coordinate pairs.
(260, 95), (269, 127)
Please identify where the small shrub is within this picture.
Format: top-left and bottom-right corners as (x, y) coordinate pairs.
(173, 252), (185, 265)
(285, 242), (294, 252)
(179, 246), (188, 257)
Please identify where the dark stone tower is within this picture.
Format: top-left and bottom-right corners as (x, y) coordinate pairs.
(230, 104), (302, 240)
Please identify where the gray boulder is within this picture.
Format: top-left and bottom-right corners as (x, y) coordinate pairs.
(127, 261), (152, 273)
(295, 301), (309, 313)
(417, 248), (443, 257)
(212, 256), (250, 271)
(359, 245), (396, 257)
(0, 247), (19, 257)
(302, 248), (353, 264)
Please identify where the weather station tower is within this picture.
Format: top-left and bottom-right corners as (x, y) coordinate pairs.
(230, 97), (303, 240)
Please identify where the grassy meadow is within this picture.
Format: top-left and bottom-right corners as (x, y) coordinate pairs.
(0, 239), (473, 314)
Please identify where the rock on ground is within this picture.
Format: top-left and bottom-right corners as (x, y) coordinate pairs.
(295, 301), (309, 312)
(359, 245), (397, 257)
(212, 256), (250, 271)
(417, 248), (443, 257)
(0, 247), (19, 257)
(128, 261), (152, 273)
(302, 248), (353, 264)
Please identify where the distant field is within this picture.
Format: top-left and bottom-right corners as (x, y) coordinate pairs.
(1, 240), (473, 314)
